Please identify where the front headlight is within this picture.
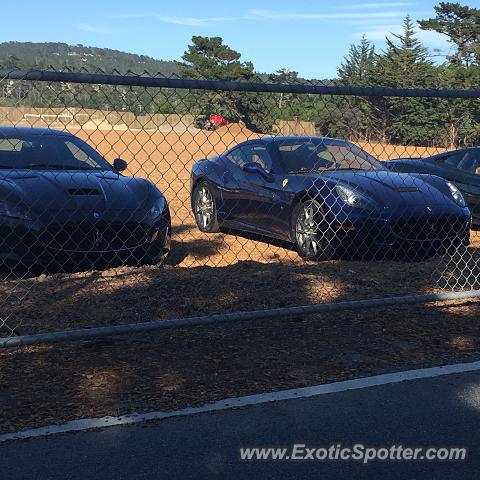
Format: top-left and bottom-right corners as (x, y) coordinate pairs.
(446, 181), (466, 207)
(0, 202), (32, 221)
(335, 185), (377, 210)
(149, 196), (166, 219)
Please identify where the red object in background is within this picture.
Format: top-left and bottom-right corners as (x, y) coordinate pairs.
(209, 115), (229, 127)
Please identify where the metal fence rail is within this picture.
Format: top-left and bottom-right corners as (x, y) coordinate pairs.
(2, 69), (480, 97)
(0, 69), (478, 343)
(1, 289), (479, 348)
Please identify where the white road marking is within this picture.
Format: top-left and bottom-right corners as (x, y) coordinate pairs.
(2, 359), (480, 443)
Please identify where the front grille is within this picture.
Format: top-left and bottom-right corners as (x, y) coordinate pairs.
(395, 187), (419, 193)
(68, 188), (100, 196)
(40, 222), (151, 252)
(391, 216), (468, 241)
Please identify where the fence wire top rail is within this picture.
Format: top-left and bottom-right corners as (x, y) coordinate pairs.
(2, 69), (480, 98)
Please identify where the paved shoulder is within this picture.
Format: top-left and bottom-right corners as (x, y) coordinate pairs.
(2, 370), (480, 479)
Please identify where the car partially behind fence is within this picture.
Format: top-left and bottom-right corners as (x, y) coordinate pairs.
(191, 136), (471, 261)
(0, 127), (171, 271)
(387, 147), (480, 228)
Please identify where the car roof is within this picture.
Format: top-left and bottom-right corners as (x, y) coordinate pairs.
(428, 146), (480, 159)
(228, 136), (348, 151)
(0, 126), (72, 137)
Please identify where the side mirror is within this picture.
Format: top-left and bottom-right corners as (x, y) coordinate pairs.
(113, 158), (128, 172)
(243, 162), (264, 174)
(243, 162), (274, 182)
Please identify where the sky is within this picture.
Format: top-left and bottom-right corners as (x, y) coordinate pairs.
(2, 0), (477, 79)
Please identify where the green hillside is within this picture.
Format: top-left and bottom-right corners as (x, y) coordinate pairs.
(0, 42), (180, 76)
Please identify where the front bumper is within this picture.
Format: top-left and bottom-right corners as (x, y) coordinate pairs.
(0, 203), (171, 267)
(331, 204), (471, 254)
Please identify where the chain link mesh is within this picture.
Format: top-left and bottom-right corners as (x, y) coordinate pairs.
(0, 69), (478, 340)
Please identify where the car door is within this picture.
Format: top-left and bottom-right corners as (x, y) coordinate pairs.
(217, 146), (248, 223)
(220, 144), (282, 234)
(240, 144), (288, 236)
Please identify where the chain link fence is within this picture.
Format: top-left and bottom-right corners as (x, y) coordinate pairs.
(0, 69), (478, 344)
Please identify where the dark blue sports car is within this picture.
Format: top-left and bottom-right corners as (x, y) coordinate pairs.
(387, 147), (480, 228)
(0, 127), (171, 269)
(190, 137), (471, 260)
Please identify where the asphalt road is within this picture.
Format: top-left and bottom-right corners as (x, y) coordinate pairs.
(2, 370), (480, 479)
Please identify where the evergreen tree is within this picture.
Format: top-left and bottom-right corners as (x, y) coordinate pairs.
(268, 68), (299, 110)
(338, 35), (375, 86)
(336, 36), (376, 141)
(419, 2), (480, 66)
(180, 36), (255, 81)
(179, 36), (271, 132)
(369, 16), (444, 145)
(418, 3), (480, 146)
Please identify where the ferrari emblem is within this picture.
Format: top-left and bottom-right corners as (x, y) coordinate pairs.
(282, 179), (288, 188)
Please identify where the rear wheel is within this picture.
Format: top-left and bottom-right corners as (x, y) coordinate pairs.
(193, 182), (219, 233)
(292, 200), (334, 261)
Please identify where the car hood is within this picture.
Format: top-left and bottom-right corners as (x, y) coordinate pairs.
(0, 169), (154, 217)
(318, 170), (456, 208)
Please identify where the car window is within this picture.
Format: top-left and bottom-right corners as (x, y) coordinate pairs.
(0, 138), (25, 151)
(275, 139), (384, 173)
(458, 151), (480, 175)
(0, 135), (112, 171)
(250, 146), (273, 172)
(438, 150), (480, 175)
(65, 141), (100, 168)
(226, 145), (273, 172)
(226, 146), (249, 168)
(437, 151), (466, 169)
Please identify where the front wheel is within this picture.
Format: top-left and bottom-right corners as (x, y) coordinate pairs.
(192, 182), (219, 233)
(292, 200), (334, 261)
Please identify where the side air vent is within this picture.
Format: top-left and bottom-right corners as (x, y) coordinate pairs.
(395, 187), (419, 193)
(68, 188), (100, 196)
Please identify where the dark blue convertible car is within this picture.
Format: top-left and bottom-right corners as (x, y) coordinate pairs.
(190, 137), (471, 260)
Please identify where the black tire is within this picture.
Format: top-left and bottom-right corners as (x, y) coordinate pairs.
(192, 181), (219, 233)
(292, 199), (334, 261)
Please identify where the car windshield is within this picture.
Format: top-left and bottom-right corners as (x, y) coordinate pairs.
(0, 133), (112, 171)
(274, 138), (385, 173)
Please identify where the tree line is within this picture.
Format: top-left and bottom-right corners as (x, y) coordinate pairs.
(1, 2), (479, 147)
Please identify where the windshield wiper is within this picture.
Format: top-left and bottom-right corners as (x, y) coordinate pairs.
(288, 168), (313, 174)
(21, 164), (97, 171)
(329, 167), (369, 171)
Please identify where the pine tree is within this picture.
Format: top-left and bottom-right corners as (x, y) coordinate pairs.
(179, 36), (271, 132)
(336, 36), (376, 141)
(338, 35), (375, 86)
(418, 3), (480, 146)
(369, 16), (444, 145)
(180, 36), (255, 81)
(268, 68), (299, 110)
(372, 16), (433, 88)
(419, 2), (480, 66)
